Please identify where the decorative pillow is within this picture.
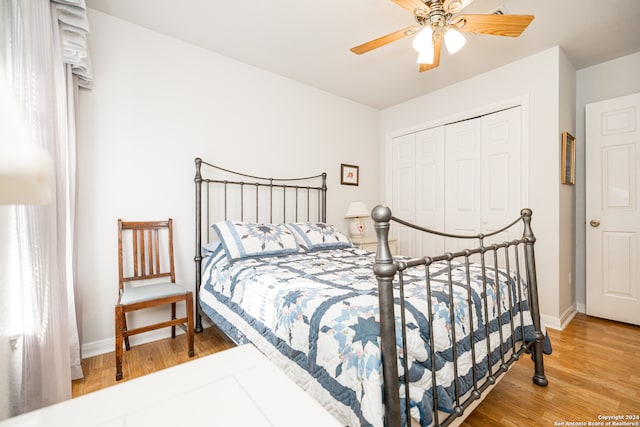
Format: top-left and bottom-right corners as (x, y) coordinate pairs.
(212, 220), (299, 261)
(286, 222), (352, 251)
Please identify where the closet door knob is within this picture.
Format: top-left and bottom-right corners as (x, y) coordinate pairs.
(590, 219), (600, 227)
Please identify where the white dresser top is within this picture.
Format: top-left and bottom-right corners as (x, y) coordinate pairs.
(1, 344), (342, 427)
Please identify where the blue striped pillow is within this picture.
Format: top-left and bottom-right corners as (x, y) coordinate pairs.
(212, 220), (299, 261)
(286, 222), (352, 251)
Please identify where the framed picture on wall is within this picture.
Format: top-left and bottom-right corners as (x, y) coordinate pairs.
(561, 132), (576, 185)
(340, 163), (359, 186)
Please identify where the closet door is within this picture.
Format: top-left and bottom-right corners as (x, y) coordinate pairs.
(392, 133), (417, 257)
(445, 118), (482, 252)
(481, 107), (522, 244)
(415, 127), (445, 256)
(391, 127), (445, 257)
(445, 107), (522, 250)
(390, 106), (522, 257)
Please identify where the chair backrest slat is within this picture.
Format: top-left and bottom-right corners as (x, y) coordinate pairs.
(153, 229), (160, 275)
(132, 229), (139, 277)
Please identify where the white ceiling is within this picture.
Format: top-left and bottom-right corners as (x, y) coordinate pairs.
(86, 0), (640, 109)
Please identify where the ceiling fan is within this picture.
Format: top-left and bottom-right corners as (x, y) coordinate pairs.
(350, 0), (534, 72)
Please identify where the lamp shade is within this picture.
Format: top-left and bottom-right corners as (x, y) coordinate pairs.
(444, 28), (466, 54)
(0, 146), (52, 205)
(412, 26), (433, 52)
(416, 45), (434, 64)
(344, 201), (369, 218)
(0, 74), (52, 205)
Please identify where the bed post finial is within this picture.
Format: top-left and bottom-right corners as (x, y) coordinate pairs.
(372, 205), (401, 427)
(520, 208), (547, 386)
(521, 208), (533, 238)
(372, 205), (396, 280)
(195, 158), (202, 180)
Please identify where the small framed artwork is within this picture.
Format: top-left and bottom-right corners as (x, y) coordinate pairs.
(561, 132), (576, 185)
(340, 163), (359, 186)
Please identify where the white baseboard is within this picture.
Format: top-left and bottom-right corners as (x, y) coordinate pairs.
(541, 304), (578, 331)
(576, 303), (586, 313)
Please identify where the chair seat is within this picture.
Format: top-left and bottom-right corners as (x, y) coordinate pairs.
(120, 282), (187, 305)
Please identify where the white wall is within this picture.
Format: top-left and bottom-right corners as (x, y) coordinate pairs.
(77, 10), (380, 356)
(575, 51), (640, 312)
(380, 46), (573, 328)
(558, 48), (577, 327)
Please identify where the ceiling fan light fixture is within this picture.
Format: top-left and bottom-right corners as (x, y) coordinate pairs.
(444, 27), (466, 54)
(416, 46), (434, 64)
(350, 1), (534, 73)
(412, 26), (433, 52)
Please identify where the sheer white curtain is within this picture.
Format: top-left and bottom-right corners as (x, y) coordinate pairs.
(2, 0), (92, 416)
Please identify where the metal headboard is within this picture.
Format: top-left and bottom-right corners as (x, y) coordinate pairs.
(193, 157), (327, 332)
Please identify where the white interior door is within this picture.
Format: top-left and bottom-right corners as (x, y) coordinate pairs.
(586, 92), (640, 326)
(480, 107), (523, 245)
(445, 117), (482, 253)
(391, 133), (417, 257)
(415, 127), (445, 256)
(391, 128), (446, 258)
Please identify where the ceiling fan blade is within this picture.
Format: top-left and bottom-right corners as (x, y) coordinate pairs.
(351, 26), (418, 55)
(391, 0), (428, 12)
(419, 33), (442, 72)
(454, 14), (534, 37)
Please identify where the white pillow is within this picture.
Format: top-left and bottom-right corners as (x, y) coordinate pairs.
(286, 222), (352, 251)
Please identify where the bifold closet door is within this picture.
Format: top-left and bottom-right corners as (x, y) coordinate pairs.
(444, 117), (482, 249)
(445, 107), (522, 249)
(481, 107), (523, 243)
(391, 106), (522, 258)
(391, 127), (445, 258)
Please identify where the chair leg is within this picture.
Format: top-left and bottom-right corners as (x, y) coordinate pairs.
(186, 292), (195, 358)
(123, 311), (130, 351)
(171, 302), (176, 339)
(115, 305), (124, 381)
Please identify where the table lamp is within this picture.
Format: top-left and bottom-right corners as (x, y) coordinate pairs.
(344, 201), (369, 239)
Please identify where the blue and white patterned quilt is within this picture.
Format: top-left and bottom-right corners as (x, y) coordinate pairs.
(199, 246), (544, 427)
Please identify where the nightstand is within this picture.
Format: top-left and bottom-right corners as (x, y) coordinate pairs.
(351, 236), (397, 255)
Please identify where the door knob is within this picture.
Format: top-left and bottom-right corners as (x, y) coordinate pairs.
(590, 220), (600, 227)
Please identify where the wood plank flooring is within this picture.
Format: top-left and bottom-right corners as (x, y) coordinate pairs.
(72, 325), (234, 396)
(73, 314), (640, 425)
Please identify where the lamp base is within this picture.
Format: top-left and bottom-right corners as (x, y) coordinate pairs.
(349, 218), (365, 240)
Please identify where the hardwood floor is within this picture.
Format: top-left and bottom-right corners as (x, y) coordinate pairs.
(73, 314), (640, 425)
(72, 325), (234, 397)
(463, 313), (640, 426)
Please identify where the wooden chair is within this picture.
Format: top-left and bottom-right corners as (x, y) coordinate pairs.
(115, 219), (194, 381)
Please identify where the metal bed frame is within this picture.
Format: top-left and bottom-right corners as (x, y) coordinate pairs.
(193, 158), (548, 426)
(372, 205), (548, 426)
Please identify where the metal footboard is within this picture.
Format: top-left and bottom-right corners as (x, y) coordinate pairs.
(372, 205), (548, 427)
